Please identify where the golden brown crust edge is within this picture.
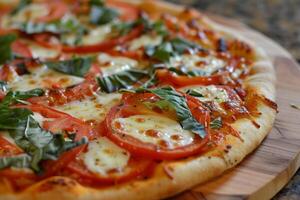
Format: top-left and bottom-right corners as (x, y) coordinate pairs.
(0, 0), (276, 200)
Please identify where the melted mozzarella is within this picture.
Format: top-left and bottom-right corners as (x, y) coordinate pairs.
(1, 4), (49, 28)
(54, 93), (121, 122)
(83, 137), (130, 176)
(82, 24), (112, 45)
(169, 54), (225, 75)
(8, 65), (83, 91)
(28, 43), (60, 59)
(182, 85), (229, 103)
(97, 53), (138, 76)
(113, 115), (195, 149)
(128, 34), (163, 51)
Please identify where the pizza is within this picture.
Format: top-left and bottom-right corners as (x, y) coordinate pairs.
(0, 0), (277, 199)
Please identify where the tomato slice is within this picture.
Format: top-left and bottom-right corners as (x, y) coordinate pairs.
(0, 135), (23, 156)
(28, 75), (98, 106)
(15, 104), (94, 138)
(11, 40), (32, 58)
(156, 69), (228, 87)
(35, 2), (68, 23)
(62, 25), (144, 54)
(66, 156), (155, 185)
(104, 92), (210, 160)
(107, 0), (140, 22)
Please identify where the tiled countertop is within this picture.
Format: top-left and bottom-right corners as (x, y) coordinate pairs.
(167, 0), (300, 199)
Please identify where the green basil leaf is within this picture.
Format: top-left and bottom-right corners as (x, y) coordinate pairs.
(9, 116), (88, 172)
(146, 37), (202, 62)
(89, 0), (104, 6)
(0, 34), (17, 65)
(44, 57), (92, 77)
(185, 89), (204, 98)
(0, 154), (31, 169)
(97, 69), (149, 93)
(143, 100), (174, 112)
(19, 17), (86, 35)
(1, 89), (44, 107)
(137, 86), (206, 138)
(90, 6), (119, 25)
(0, 107), (32, 130)
(10, 0), (32, 15)
(210, 117), (222, 129)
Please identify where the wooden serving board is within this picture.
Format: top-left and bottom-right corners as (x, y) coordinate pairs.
(172, 14), (300, 200)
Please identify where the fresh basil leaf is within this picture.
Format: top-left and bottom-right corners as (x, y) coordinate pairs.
(0, 34), (17, 65)
(210, 117), (222, 129)
(90, 6), (119, 25)
(97, 69), (149, 93)
(0, 154), (31, 169)
(137, 86), (206, 138)
(112, 21), (135, 36)
(143, 100), (174, 112)
(89, 0), (104, 6)
(1, 89), (44, 107)
(0, 107), (32, 130)
(44, 57), (92, 77)
(10, 0), (32, 15)
(185, 89), (204, 98)
(150, 21), (168, 36)
(146, 37), (202, 62)
(9, 116), (88, 172)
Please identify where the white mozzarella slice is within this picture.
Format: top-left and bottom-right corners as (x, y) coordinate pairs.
(97, 53), (138, 76)
(54, 93), (121, 122)
(169, 54), (225, 75)
(27, 43), (60, 59)
(8, 65), (84, 91)
(83, 137), (130, 176)
(82, 24), (112, 45)
(113, 115), (195, 149)
(1, 4), (49, 28)
(128, 34), (163, 51)
(181, 85), (229, 103)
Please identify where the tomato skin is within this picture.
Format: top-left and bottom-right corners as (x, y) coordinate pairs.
(62, 25), (144, 54)
(35, 2), (68, 23)
(11, 40), (32, 58)
(156, 69), (228, 87)
(42, 145), (87, 178)
(0, 136), (23, 156)
(104, 92), (210, 160)
(66, 156), (155, 185)
(106, 0), (140, 22)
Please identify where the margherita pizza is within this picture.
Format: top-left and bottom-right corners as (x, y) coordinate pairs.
(0, 0), (277, 199)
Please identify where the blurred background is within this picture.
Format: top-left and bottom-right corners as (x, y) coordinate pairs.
(167, 0), (300, 199)
(167, 0), (300, 62)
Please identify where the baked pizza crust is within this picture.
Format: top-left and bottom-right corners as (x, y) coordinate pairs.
(0, 0), (277, 199)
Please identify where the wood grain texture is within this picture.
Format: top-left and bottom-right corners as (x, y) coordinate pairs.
(172, 14), (300, 200)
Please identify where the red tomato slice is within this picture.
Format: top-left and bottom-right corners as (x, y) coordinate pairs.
(28, 75), (98, 106)
(156, 69), (228, 87)
(62, 25), (144, 54)
(66, 156), (155, 185)
(14, 104), (94, 138)
(107, 0), (140, 22)
(0, 135), (23, 156)
(104, 92), (210, 160)
(35, 2), (68, 23)
(42, 145), (87, 178)
(11, 40), (32, 58)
